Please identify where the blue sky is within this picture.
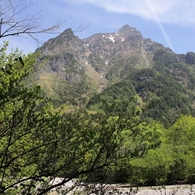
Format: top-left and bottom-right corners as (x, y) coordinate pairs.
(1, 0), (195, 54)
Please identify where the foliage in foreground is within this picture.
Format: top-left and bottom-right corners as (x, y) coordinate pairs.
(1, 43), (195, 195)
(0, 43), (157, 194)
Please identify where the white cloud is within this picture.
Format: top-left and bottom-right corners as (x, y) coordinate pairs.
(68, 0), (195, 26)
(146, 0), (174, 51)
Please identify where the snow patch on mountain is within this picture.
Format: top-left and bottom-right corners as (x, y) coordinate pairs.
(108, 34), (115, 43)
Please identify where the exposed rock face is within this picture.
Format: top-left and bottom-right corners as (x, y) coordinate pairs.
(82, 25), (160, 74)
(36, 28), (88, 75)
(37, 24), (169, 80)
(34, 25), (180, 106)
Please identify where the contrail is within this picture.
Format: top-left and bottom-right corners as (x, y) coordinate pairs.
(146, 0), (174, 52)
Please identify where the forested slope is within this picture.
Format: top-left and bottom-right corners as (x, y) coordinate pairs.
(27, 25), (195, 187)
(87, 49), (195, 126)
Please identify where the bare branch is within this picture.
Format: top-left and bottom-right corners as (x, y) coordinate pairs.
(0, 0), (65, 42)
(73, 22), (90, 33)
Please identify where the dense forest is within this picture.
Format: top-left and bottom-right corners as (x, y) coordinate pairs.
(1, 43), (195, 195)
(84, 49), (195, 185)
(1, 1), (195, 194)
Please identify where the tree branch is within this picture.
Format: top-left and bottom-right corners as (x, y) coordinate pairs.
(0, 0), (65, 42)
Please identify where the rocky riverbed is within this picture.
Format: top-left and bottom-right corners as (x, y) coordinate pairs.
(48, 182), (195, 195)
(118, 185), (195, 195)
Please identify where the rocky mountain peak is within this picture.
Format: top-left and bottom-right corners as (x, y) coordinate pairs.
(81, 24), (147, 75)
(118, 24), (142, 37)
(36, 27), (85, 56)
(33, 24), (195, 108)
(57, 28), (75, 41)
(118, 24), (135, 32)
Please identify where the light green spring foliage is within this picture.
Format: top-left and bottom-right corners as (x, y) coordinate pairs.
(129, 126), (171, 185)
(166, 115), (195, 180)
(0, 43), (150, 194)
(167, 115), (195, 154)
(129, 115), (195, 185)
(0, 42), (62, 194)
(2, 42), (195, 192)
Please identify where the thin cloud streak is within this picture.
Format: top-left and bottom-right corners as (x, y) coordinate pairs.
(68, 0), (195, 26)
(146, 0), (174, 51)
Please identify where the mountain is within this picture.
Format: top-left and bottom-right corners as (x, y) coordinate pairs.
(34, 24), (195, 125)
(82, 25), (172, 85)
(35, 25), (169, 103)
(35, 28), (102, 107)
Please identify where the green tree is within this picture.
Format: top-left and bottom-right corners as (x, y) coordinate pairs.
(0, 43), (63, 194)
(0, 43), (153, 194)
(128, 121), (168, 185)
(166, 115), (195, 183)
(130, 146), (172, 185)
(86, 118), (165, 184)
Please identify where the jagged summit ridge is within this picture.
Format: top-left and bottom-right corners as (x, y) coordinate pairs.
(82, 25), (142, 45)
(118, 24), (142, 36)
(81, 24), (154, 74)
(34, 24), (179, 106)
(56, 28), (76, 41)
(37, 24), (169, 77)
(36, 26), (86, 56)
